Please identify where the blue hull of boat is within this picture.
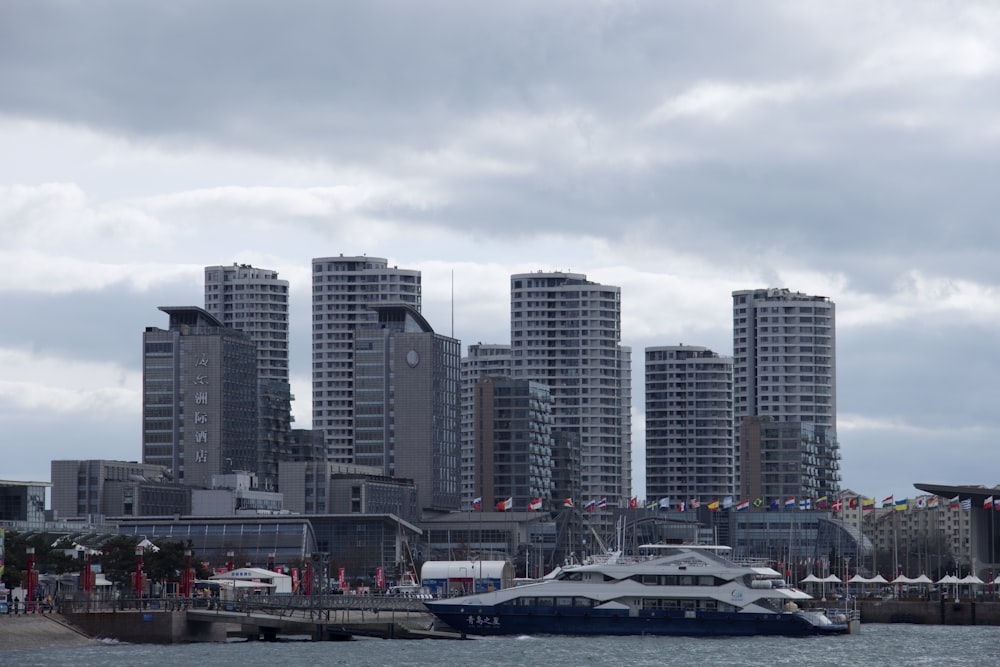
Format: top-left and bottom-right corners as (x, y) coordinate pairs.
(426, 603), (848, 637)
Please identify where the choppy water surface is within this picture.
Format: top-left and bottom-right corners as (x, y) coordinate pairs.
(15, 624), (1000, 667)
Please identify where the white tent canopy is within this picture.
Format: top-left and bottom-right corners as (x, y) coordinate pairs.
(799, 574), (822, 583)
(911, 574), (934, 584)
(847, 574), (871, 583)
(958, 574), (984, 585)
(891, 575), (916, 584)
(210, 567), (293, 594)
(137, 538), (160, 553)
(937, 575), (959, 584)
(820, 574), (842, 583)
(870, 574), (889, 584)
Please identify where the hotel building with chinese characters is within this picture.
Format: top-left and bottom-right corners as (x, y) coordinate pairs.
(142, 306), (258, 488)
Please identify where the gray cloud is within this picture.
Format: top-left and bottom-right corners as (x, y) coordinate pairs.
(2, 1), (1000, 498)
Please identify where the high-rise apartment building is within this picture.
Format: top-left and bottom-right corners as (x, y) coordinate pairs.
(205, 264), (291, 491)
(645, 345), (734, 503)
(732, 288), (839, 498)
(353, 304), (461, 512)
(510, 271), (631, 536)
(312, 256), (421, 463)
(142, 306), (258, 488)
(204, 264), (289, 381)
(460, 343), (512, 506)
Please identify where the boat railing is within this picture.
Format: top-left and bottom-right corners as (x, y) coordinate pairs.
(731, 557), (774, 568)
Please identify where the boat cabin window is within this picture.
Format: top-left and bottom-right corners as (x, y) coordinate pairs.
(642, 598), (729, 612)
(507, 596), (595, 608)
(630, 574), (723, 586)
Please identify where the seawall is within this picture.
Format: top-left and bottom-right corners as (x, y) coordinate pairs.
(856, 598), (1000, 625)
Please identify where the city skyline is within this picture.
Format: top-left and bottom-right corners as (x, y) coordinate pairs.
(5, 2), (1000, 502)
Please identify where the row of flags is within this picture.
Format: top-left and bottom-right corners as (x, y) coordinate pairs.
(469, 496), (613, 512)
(471, 493), (990, 513)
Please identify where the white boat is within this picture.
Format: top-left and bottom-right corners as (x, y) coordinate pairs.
(425, 543), (855, 637)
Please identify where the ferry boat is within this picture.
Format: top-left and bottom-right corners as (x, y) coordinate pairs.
(424, 544), (854, 637)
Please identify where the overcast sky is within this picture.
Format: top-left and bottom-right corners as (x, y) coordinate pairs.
(3, 1), (999, 503)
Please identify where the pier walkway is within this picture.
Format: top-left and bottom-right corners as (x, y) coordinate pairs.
(58, 594), (455, 643)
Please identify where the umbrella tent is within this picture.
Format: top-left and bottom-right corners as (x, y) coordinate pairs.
(891, 575), (916, 584)
(910, 574), (934, 584)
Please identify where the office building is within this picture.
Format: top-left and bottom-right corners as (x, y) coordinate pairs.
(472, 376), (554, 511)
(353, 304), (461, 512)
(732, 288), (839, 498)
(142, 306), (258, 488)
(205, 263), (292, 491)
(510, 271), (631, 536)
(460, 343), (512, 506)
(311, 256), (421, 463)
(645, 345), (734, 503)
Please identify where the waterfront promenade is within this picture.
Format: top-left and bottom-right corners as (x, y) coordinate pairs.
(8, 597), (1000, 648)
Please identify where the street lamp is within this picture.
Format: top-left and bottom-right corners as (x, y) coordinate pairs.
(184, 549), (193, 599)
(26, 547), (35, 614)
(83, 549), (93, 612)
(135, 546), (144, 607)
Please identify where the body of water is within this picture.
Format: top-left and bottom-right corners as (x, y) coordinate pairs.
(10, 624), (1000, 667)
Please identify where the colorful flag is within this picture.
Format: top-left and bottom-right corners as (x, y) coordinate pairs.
(528, 497), (543, 511)
(769, 498), (780, 511)
(689, 498), (701, 510)
(563, 497), (574, 508)
(831, 498), (843, 511)
(862, 497), (875, 511)
(916, 497), (927, 509)
(848, 497), (858, 509)
(785, 497), (796, 509)
(629, 496), (638, 510)
(597, 497), (608, 509)
(736, 499), (750, 512)
(723, 496), (734, 509)
(894, 498), (908, 511)
(926, 496), (938, 509)
(646, 500), (658, 511)
(961, 498), (972, 511)
(882, 495), (894, 508)
(472, 497), (482, 510)
(949, 496), (960, 509)
(752, 497), (764, 508)
(985, 496), (994, 510)
(708, 499), (720, 511)
(994, 500), (1000, 512)
(658, 497), (671, 510)
(677, 501), (686, 513)
(799, 498), (811, 510)
(496, 497), (512, 511)
(584, 499), (597, 513)
(816, 496), (828, 509)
